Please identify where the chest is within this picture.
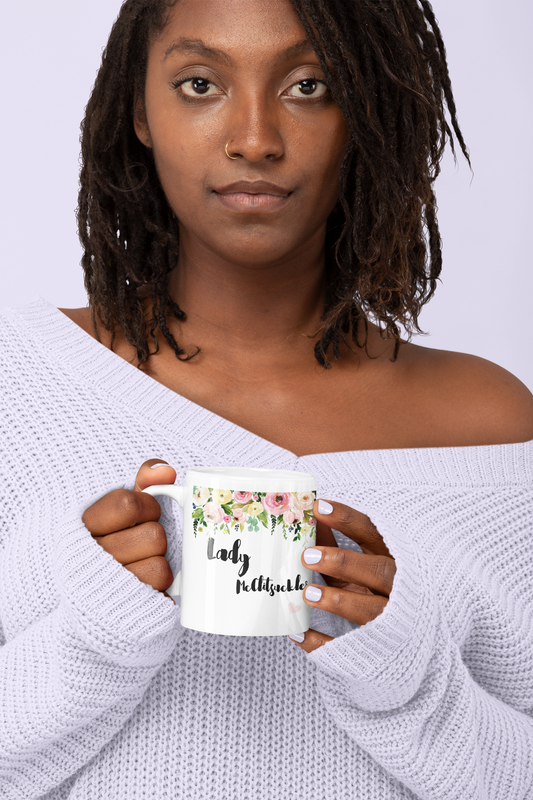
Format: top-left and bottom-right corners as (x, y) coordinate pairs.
(137, 352), (439, 456)
(59, 307), (462, 455)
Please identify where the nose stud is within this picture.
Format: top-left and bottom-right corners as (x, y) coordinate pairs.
(225, 139), (238, 160)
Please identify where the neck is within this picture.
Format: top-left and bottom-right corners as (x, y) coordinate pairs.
(164, 230), (329, 368)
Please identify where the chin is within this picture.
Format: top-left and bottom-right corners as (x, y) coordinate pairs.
(219, 241), (300, 267)
(201, 228), (300, 267)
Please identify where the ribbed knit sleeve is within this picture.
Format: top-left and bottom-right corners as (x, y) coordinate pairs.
(0, 501), (182, 800)
(306, 501), (533, 800)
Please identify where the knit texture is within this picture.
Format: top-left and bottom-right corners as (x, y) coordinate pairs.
(1, 295), (532, 800)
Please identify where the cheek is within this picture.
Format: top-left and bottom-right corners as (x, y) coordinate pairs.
(323, 119), (351, 179)
(144, 98), (215, 198)
(300, 120), (349, 206)
(151, 125), (212, 211)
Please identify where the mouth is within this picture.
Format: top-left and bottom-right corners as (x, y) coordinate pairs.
(212, 180), (293, 212)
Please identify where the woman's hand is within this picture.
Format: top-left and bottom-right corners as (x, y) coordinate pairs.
(291, 499), (396, 653)
(81, 459), (177, 603)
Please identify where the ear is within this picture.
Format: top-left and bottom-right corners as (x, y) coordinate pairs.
(133, 92), (153, 149)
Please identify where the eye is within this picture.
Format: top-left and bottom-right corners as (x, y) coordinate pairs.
(286, 78), (328, 99)
(172, 75), (221, 99)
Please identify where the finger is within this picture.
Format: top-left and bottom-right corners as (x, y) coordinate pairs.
(313, 518), (345, 589)
(123, 555), (175, 593)
(288, 628), (334, 653)
(94, 520), (167, 565)
(315, 518), (339, 549)
(83, 459), (176, 536)
(342, 583), (375, 595)
(133, 459), (177, 492)
(83, 487), (162, 537)
(302, 546), (396, 597)
(303, 582), (389, 627)
(313, 499), (392, 557)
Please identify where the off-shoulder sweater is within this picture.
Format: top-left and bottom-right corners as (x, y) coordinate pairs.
(0, 296), (532, 800)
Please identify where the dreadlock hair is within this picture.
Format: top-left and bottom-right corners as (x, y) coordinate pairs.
(77, 0), (470, 369)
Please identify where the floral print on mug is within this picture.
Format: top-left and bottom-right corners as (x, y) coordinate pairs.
(192, 486), (316, 544)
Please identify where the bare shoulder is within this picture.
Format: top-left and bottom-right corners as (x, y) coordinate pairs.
(58, 307), (96, 338)
(58, 306), (117, 350)
(400, 342), (533, 446)
(57, 304), (149, 365)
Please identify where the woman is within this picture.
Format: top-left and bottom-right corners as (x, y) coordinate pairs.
(1, 0), (532, 798)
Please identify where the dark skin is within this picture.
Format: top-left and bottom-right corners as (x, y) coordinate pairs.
(64, 0), (533, 653)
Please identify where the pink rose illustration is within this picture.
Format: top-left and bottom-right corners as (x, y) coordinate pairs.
(291, 507), (304, 522)
(223, 515), (232, 523)
(262, 492), (292, 515)
(203, 501), (224, 524)
(293, 491), (315, 511)
(233, 508), (248, 521)
(283, 510), (296, 524)
(233, 491), (253, 503)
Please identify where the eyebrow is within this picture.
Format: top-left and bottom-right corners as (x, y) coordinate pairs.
(163, 37), (316, 66)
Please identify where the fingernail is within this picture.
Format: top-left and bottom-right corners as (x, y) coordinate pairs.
(303, 548), (322, 565)
(305, 585), (322, 602)
(150, 462), (170, 469)
(288, 633), (305, 643)
(318, 499), (333, 515)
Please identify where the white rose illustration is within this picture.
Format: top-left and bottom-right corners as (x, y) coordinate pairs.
(194, 487), (211, 505)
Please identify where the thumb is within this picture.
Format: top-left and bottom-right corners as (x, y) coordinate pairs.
(133, 459), (177, 492)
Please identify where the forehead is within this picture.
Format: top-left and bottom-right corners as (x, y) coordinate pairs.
(152, 0), (309, 61)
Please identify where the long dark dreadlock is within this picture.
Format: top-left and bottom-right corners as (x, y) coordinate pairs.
(77, 0), (470, 369)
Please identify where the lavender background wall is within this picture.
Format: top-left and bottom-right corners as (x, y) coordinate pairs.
(1, 0), (531, 389)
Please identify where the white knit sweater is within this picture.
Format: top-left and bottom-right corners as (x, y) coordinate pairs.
(1, 295), (532, 800)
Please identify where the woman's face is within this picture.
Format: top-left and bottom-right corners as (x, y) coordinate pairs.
(135, 0), (350, 267)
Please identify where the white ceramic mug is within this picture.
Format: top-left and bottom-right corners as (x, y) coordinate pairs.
(142, 467), (317, 636)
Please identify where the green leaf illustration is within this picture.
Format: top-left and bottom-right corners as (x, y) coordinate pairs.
(192, 507), (204, 519)
(221, 504), (233, 516)
(258, 510), (269, 528)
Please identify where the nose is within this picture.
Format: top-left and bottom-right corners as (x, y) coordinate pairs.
(225, 93), (284, 162)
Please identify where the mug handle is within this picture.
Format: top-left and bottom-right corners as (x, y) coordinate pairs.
(142, 484), (185, 598)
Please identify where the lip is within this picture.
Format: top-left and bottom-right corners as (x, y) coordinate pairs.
(213, 180), (293, 212)
(214, 192), (291, 211)
(213, 180), (292, 196)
